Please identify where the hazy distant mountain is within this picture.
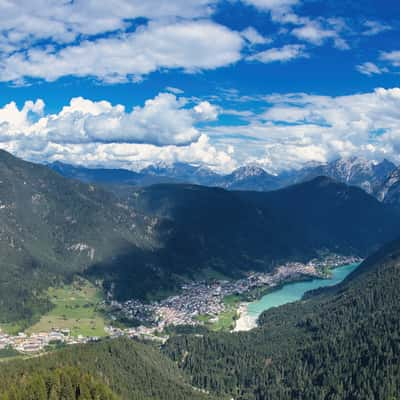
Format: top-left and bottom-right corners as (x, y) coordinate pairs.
(49, 161), (143, 184)
(219, 165), (281, 191)
(49, 161), (221, 187)
(49, 158), (397, 197)
(289, 157), (396, 197)
(140, 161), (220, 186)
(49, 161), (283, 191)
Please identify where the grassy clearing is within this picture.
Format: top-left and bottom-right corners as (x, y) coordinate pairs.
(27, 279), (107, 337)
(210, 309), (238, 332)
(197, 294), (242, 332)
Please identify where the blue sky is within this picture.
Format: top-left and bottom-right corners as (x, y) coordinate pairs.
(0, 0), (399, 173)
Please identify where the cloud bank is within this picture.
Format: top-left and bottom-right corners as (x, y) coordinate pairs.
(208, 87), (400, 172)
(0, 93), (235, 172)
(2, 88), (400, 173)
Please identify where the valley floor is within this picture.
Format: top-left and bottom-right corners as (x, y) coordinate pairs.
(0, 254), (361, 356)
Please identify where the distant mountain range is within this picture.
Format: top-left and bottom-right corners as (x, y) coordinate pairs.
(287, 157), (396, 197)
(48, 157), (397, 199)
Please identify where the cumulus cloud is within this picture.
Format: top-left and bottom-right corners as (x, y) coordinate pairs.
(0, 93), (221, 146)
(0, 93), (235, 172)
(205, 87), (400, 172)
(0, 93), (236, 172)
(8, 134), (236, 174)
(0, 0), (218, 48)
(3, 88), (400, 174)
(247, 44), (307, 63)
(0, 21), (244, 83)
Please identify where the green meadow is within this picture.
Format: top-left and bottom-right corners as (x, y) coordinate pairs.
(27, 279), (107, 337)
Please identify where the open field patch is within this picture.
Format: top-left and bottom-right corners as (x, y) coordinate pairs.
(27, 279), (107, 337)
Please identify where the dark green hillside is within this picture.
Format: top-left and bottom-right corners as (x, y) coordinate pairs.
(95, 177), (400, 303)
(0, 338), (216, 400)
(242, 176), (399, 255)
(130, 177), (399, 259)
(164, 239), (400, 399)
(115, 178), (399, 290)
(0, 150), (157, 324)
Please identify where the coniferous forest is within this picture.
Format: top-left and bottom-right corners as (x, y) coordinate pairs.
(0, 338), (215, 400)
(1, 240), (400, 399)
(164, 239), (400, 399)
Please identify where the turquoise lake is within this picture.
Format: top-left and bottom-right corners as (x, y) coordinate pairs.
(247, 263), (361, 318)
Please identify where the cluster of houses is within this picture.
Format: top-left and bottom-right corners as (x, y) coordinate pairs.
(0, 328), (99, 354)
(108, 254), (362, 335)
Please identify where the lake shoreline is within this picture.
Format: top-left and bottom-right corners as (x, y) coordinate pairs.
(232, 303), (257, 332)
(233, 262), (361, 332)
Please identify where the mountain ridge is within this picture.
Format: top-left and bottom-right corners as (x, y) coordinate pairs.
(47, 156), (397, 198)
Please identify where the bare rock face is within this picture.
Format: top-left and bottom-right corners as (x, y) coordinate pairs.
(379, 167), (400, 206)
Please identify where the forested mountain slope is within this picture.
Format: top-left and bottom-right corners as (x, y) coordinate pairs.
(0, 150), (158, 324)
(0, 338), (216, 400)
(129, 176), (400, 262)
(164, 239), (400, 399)
(98, 176), (400, 302)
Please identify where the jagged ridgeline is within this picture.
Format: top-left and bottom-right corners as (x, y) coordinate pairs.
(0, 338), (216, 400)
(0, 149), (400, 325)
(49, 157), (397, 197)
(164, 239), (400, 399)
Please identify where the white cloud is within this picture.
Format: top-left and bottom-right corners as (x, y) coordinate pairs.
(0, 1), (218, 48)
(356, 62), (388, 76)
(0, 93), (235, 172)
(247, 44), (307, 63)
(286, 16), (350, 49)
(193, 102), (219, 121)
(291, 21), (349, 49)
(0, 21), (244, 83)
(241, 0), (299, 13)
(3, 134), (236, 174)
(205, 88), (400, 172)
(0, 93), (220, 146)
(165, 87), (184, 95)
(241, 27), (271, 45)
(380, 50), (400, 67)
(3, 88), (400, 174)
(362, 20), (391, 36)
